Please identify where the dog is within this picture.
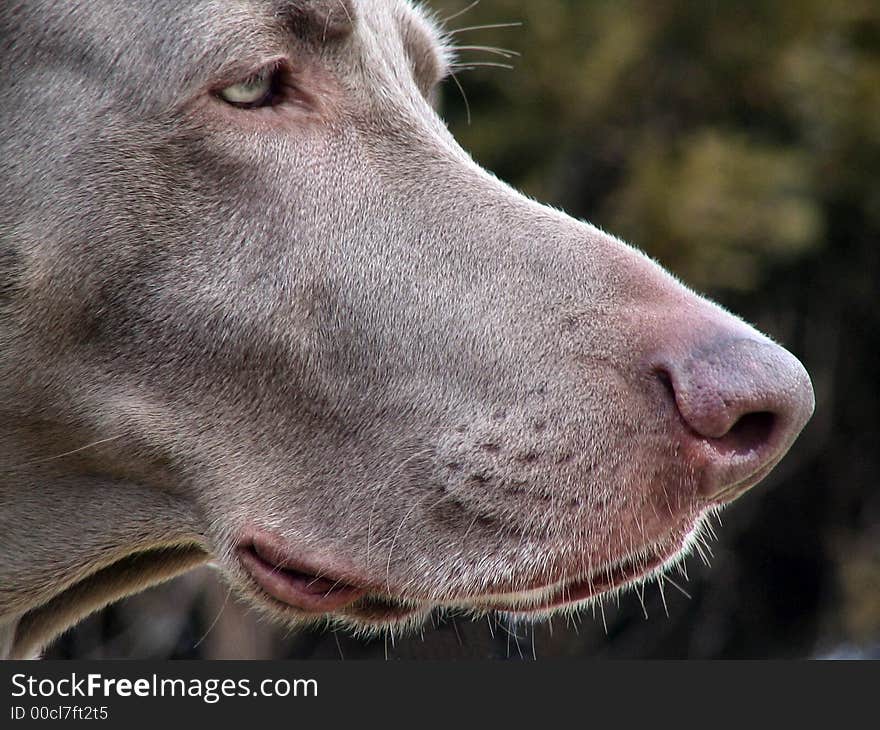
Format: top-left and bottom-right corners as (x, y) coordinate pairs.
(0, 0), (814, 659)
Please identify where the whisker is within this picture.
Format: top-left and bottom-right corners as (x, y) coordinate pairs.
(663, 574), (692, 600)
(384, 493), (446, 594)
(696, 533), (715, 558)
(496, 617), (522, 641)
(450, 61), (515, 70)
(704, 520), (718, 541)
(676, 560), (690, 582)
(442, 0), (481, 24)
(694, 540), (711, 567)
(453, 45), (521, 59)
(333, 0), (353, 25)
(365, 446), (432, 569)
(3, 434), (125, 473)
(656, 575), (670, 617)
(448, 71), (471, 125)
(192, 582), (233, 651)
(635, 582), (649, 619)
(451, 618), (463, 647)
(450, 22), (523, 34)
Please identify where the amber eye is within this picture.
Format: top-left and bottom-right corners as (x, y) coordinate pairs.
(218, 66), (277, 108)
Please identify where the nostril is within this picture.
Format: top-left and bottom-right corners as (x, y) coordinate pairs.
(653, 366), (778, 451)
(655, 368), (676, 404)
(651, 334), (814, 502)
(713, 410), (777, 457)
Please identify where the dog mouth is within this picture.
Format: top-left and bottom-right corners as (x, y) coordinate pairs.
(237, 523), (696, 625)
(237, 541), (368, 612)
(237, 540), (430, 625)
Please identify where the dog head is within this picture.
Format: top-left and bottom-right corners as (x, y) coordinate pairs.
(0, 0), (813, 645)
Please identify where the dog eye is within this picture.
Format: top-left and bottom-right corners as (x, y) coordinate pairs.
(218, 67), (277, 108)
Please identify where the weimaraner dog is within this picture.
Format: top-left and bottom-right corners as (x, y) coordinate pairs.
(0, 0), (814, 658)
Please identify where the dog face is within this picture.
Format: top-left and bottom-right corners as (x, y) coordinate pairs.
(0, 0), (813, 639)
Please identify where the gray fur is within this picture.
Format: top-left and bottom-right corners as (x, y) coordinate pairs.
(0, 0), (813, 658)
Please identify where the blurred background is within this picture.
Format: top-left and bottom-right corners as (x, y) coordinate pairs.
(48, 0), (879, 659)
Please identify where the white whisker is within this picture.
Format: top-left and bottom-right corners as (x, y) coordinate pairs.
(453, 44), (520, 59)
(450, 61), (515, 70)
(657, 575), (669, 618)
(442, 0), (481, 25)
(450, 22), (523, 34)
(448, 71), (472, 125)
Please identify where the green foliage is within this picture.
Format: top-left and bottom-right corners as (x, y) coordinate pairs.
(607, 130), (821, 290)
(433, 0), (880, 291)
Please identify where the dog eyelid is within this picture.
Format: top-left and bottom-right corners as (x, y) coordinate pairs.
(216, 62), (284, 109)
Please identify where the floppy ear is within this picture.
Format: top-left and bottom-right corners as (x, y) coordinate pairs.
(8, 546), (208, 659)
(286, 0), (357, 40)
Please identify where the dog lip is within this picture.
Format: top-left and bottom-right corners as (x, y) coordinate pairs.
(471, 535), (684, 615)
(236, 519), (692, 620)
(352, 538), (677, 619)
(236, 537), (367, 613)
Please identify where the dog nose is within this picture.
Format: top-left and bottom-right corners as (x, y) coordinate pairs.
(657, 336), (815, 500)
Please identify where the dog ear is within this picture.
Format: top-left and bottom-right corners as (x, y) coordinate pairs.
(284, 0), (357, 41)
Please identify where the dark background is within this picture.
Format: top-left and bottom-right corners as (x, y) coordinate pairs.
(48, 0), (879, 659)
